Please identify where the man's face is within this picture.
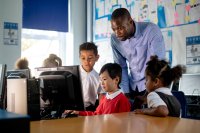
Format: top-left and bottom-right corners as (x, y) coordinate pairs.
(111, 17), (133, 41)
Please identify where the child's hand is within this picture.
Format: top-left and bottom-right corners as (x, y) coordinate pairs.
(133, 109), (144, 114)
(63, 110), (79, 115)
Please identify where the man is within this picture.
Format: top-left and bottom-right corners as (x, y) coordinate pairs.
(110, 8), (165, 109)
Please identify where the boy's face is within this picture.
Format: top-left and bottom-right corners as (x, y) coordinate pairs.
(100, 70), (119, 94)
(80, 50), (99, 72)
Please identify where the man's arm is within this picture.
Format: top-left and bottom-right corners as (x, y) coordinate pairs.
(148, 24), (166, 59)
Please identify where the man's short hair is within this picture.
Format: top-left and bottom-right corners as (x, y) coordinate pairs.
(111, 8), (131, 20)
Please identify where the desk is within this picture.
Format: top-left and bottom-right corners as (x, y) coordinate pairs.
(31, 112), (200, 133)
(0, 109), (30, 133)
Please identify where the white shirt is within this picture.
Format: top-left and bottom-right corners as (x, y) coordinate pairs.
(147, 87), (172, 108)
(106, 90), (122, 100)
(80, 65), (102, 107)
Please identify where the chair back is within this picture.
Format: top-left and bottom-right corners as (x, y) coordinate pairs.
(171, 91), (187, 118)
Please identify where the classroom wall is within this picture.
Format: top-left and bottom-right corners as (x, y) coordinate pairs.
(92, 0), (200, 73)
(162, 23), (200, 73)
(69, 0), (87, 65)
(87, 0), (93, 42)
(0, 0), (22, 70)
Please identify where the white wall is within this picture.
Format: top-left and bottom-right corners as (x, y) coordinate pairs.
(87, 0), (93, 42)
(69, 0), (87, 65)
(0, 0), (22, 70)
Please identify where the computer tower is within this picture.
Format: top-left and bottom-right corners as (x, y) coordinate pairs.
(7, 78), (28, 114)
(27, 79), (40, 120)
(7, 78), (40, 120)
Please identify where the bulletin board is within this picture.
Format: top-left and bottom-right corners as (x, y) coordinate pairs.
(93, 0), (200, 73)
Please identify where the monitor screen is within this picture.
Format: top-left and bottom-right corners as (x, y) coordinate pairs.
(179, 73), (200, 96)
(38, 65), (84, 119)
(0, 64), (7, 109)
(6, 69), (30, 79)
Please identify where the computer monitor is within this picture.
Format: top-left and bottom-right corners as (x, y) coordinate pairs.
(0, 64), (7, 109)
(179, 73), (200, 96)
(34, 67), (57, 78)
(6, 69), (30, 79)
(37, 65), (84, 119)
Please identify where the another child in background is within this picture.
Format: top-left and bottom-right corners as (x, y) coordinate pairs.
(15, 57), (29, 69)
(13, 57), (31, 78)
(134, 55), (185, 117)
(63, 63), (131, 116)
(42, 54), (62, 68)
(79, 42), (103, 111)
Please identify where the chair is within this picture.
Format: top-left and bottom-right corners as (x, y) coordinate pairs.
(171, 91), (187, 118)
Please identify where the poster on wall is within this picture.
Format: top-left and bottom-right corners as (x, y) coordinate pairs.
(158, 0), (200, 28)
(94, 0), (158, 41)
(4, 22), (18, 45)
(94, 0), (200, 42)
(186, 36), (200, 65)
(162, 30), (173, 65)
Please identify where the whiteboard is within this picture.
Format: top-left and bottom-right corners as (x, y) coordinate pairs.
(179, 73), (200, 96)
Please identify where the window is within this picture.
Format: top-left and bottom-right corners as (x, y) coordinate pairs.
(22, 0), (70, 77)
(21, 29), (73, 77)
